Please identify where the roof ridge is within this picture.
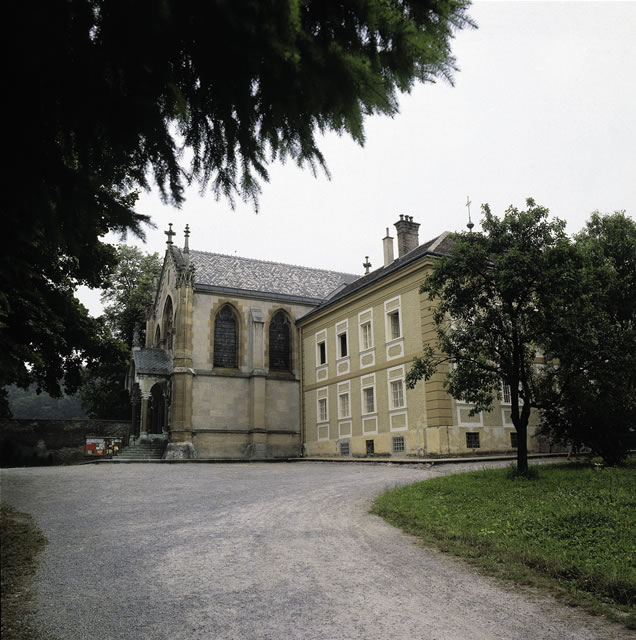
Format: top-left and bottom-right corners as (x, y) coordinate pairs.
(189, 248), (359, 278)
(427, 230), (452, 253)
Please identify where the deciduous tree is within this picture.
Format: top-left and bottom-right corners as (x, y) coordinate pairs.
(538, 212), (636, 465)
(406, 199), (569, 475)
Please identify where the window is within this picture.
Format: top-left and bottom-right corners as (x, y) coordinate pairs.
(338, 392), (350, 419)
(338, 332), (348, 358)
(466, 432), (480, 449)
(214, 305), (238, 368)
(317, 340), (326, 365)
(502, 383), (512, 404)
(388, 310), (401, 340)
(363, 387), (375, 414)
(510, 432), (518, 448)
(366, 440), (375, 456)
(162, 296), (174, 349)
(390, 380), (405, 409)
(392, 436), (405, 453)
(360, 321), (372, 350)
(318, 398), (328, 422)
(269, 311), (291, 371)
(340, 440), (350, 456)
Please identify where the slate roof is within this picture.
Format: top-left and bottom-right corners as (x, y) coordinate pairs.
(170, 247), (360, 302)
(299, 231), (455, 321)
(132, 348), (172, 376)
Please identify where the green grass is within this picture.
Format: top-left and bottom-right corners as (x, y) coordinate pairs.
(1, 505), (48, 640)
(372, 460), (636, 628)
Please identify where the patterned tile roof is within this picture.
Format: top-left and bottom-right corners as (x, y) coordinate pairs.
(132, 348), (172, 376)
(179, 249), (360, 301)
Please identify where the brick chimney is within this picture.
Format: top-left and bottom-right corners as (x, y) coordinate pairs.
(383, 228), (394, 266)
(394, 215), (420, 257)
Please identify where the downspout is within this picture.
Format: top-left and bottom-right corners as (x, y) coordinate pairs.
(298, 324), (304, 457)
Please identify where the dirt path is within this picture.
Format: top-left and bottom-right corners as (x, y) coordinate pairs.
(1, 461), (630, 639)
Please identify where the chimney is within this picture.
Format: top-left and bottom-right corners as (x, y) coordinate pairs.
(394, 215), (420, 257)
(383, 227), (394, 266)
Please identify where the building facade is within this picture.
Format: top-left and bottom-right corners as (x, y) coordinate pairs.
(129, 219), (543, 459)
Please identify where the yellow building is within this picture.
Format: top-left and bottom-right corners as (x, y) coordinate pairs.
(297, 216), (542, 458)
(129, 219), (542, 459)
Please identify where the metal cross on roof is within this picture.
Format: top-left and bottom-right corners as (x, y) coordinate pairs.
(466, 196), (474, 232)
(363, 256), (372, 275)
(165, 223), (175, 245)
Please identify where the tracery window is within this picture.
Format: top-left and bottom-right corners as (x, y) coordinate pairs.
(269, 311), (291, 371)
(214, 305), (238, 368)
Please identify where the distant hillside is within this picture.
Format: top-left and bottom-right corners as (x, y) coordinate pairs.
(6, 385), (87, 419)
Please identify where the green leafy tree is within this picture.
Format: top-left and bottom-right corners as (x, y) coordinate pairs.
(538, 212), (636, 465)
(101, 246), (162, 348)
(79, 339), (133, 420)
(3, 1), (473, 404)
(79, 246), (161, 419)
(406, 199), (570, 475)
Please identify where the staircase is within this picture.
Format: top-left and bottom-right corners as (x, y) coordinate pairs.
(114, 441), (165, 461)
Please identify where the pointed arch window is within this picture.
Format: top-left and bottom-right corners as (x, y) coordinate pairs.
(269, 311), (291, 371)
(162, 297), (174, 350)
(214, 305), (238, 368)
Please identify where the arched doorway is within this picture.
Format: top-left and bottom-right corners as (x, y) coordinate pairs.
(149, 383), (167, 434)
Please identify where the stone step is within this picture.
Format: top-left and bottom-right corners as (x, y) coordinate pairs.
(115, 443), (164, 460)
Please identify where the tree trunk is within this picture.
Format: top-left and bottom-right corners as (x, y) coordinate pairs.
(516, 421), (528, 475)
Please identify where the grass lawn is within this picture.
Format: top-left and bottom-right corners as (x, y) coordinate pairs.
(372, 460), (636, 628)
(0, 504), (48, 640)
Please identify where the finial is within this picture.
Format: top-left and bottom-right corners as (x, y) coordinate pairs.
(466, 196), (474, 232)
(183, 224), (190, 254)
(165, 223), (175, 245)
(363, 256), (372, 275)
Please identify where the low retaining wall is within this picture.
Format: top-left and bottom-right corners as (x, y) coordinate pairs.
(0, 419), (131, 467)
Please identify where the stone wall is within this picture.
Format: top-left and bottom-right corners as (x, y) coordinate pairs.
(0, 419), (131, 467)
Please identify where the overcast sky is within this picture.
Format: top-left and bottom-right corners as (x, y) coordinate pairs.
(78, 0), (636, 315)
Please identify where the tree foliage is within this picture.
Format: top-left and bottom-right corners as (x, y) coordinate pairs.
(101, 246), (162, 349)
(538, 212), (636, 465)
(3, 0), (473, 403)
(406, 199), (569, 474)
(79, 246), (160, 419)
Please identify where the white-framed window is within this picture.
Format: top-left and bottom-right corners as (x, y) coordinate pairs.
(338, 392), (350, 419)
(317, 340), (326, 365)
(318, 397), (328, 422)
(388, 310), (401, 340)
(361, 374), (376, 415)
(390, 380), (405, 409)
(387, 365), (407, 411)
(363, 387), (375, 414)
(384, 296), (402, 342)
(502, 382), (512, 405)
(316, 387), (329, 425)
(358, 309), (374, 351)
(360, 321), (372, 350)
(337, 331), (348, 358)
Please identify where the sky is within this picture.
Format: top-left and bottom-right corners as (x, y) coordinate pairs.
(78, 0), (636, 316)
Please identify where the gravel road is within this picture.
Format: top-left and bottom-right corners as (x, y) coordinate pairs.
(1, 461), (630, 640)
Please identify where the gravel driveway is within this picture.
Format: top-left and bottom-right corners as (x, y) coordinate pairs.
(0, 461), (629, 640)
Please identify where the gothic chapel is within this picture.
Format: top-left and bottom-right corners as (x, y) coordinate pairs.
(129, 224), (358, 459)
